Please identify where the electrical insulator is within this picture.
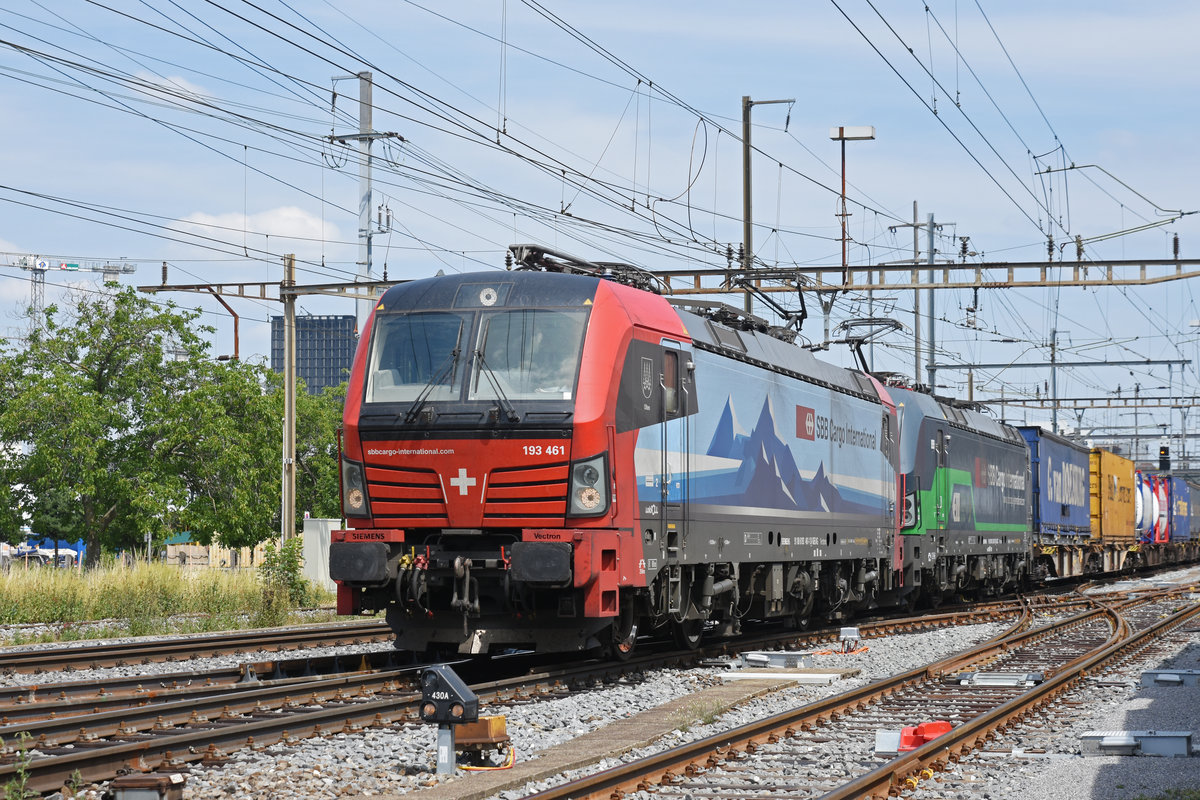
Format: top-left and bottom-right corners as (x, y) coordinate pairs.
(505, 250), (513, 270)
(1047, 235), (1054, 260)
(1174, 233), (1180, 260)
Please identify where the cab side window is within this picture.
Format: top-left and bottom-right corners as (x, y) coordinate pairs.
(663, 350), (679, 416)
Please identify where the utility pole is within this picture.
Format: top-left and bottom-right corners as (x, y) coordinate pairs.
(283, 254), (297, 542)
(887, 202), (925, 384)
(1181, 406), (1189, 466)
(1134, 384), (1141, 465)
(888, 210), (949, 390)
(741, 95), (793, 315)
(330, 72), (403, 332)
(926, 214), (937, 390)
(354, 73), (372, 332)
(829, 126), (876, 287)
(1050, 328), (1058, 434)
(913, 204), (920, 384)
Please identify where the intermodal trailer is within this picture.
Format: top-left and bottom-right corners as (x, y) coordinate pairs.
(1090, 448), (1136, 545)
(1018, 427), (1090, 540)
(1169, 477), (1191, 542)
(1188, 480), (1200, 543)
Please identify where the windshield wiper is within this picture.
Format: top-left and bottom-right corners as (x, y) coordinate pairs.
(472, 349), (520, 423)
(403, 347), (459, 424)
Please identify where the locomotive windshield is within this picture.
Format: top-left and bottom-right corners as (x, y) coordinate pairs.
(365, 311), (467, 404)
(471, 309), (586, 401)
(364, 307), (587, 406)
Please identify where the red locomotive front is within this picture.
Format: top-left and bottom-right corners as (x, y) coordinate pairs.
(331, 262), (683, 656)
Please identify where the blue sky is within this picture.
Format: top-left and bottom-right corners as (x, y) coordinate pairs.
(2, 1), (1198, 460)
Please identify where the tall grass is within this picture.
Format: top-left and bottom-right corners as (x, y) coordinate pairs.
(0, 561), (335, 642)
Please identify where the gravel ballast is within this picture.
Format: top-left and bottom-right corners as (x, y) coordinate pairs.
(182, 621), (1014, 800)
(7, 569), (1199, 800)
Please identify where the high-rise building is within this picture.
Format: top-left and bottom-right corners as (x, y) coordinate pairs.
(271, 314), (358, 394)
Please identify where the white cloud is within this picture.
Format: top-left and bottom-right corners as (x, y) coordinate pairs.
(132, 70), (214, 103)
(172, 207), (344, 265)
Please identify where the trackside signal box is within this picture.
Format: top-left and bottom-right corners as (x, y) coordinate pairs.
(421, 665), (479, 774)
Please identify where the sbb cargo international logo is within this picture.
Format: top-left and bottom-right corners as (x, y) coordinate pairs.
(796, 406), (816, 441)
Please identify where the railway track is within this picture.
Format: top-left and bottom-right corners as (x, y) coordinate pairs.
(0, 599), (1043, 794)
(0, 585), (1164, 796)
(0, 649), (418, 727)
(0, 620), (391, 674)
(514, 588), (1200, 800)
(0, 582), (1129, 678)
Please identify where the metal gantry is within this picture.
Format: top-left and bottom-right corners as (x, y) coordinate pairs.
(652, 257), (1200, 296)
(138, 265), (398, 543)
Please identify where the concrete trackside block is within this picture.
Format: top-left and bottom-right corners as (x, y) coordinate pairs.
(738, 650), (813, 669)
(1080, 730), (1192, 757)
(1141, 669), (1200, 687)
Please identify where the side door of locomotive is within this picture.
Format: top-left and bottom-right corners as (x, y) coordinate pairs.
(660, 341), (692, 561)
(932, 427), (951, 532)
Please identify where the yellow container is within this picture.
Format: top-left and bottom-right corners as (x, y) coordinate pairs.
(1090, 448), (1136, 544)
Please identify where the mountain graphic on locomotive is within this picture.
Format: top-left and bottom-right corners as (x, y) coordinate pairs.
(329, 245), (1198, 658)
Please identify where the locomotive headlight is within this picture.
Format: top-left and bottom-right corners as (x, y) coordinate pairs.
(342, 458), (370, 518)
(574, 463), (600, 486)
(568, 454), (609, 517)
(576, 486), (602, 511)
(901, 492), (917, 529)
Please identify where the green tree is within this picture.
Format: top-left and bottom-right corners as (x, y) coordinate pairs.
(0, 474), (26, 544)
(0, 286), (281, 565)
(29, 486), (85, 544)
(294, 380), (345, 524)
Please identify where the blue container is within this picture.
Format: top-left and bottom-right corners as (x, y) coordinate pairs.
(1188, 481), (1200, 543)
(1170, 477), (1191, 542)
(1018, 427), (1092, 536)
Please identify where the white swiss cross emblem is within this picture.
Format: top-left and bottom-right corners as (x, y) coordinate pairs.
(449, 468), (477, 496)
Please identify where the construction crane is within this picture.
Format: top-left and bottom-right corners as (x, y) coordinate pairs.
(3, 254), (137, 320)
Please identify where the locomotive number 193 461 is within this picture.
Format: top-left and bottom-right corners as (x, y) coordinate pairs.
(523, 444), (567, 456)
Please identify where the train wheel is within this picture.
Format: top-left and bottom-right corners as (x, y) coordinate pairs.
(787, 592), (815, 630)
(786, 612), (811, 631)
(672, 618), (703, 650)
(608, 608), (639, 661)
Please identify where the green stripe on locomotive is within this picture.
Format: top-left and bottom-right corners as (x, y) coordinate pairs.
(906, 465), (1029, 535)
